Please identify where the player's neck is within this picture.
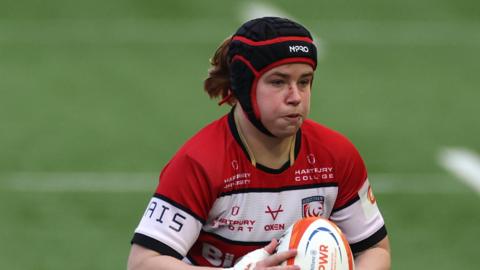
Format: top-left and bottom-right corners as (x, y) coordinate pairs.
(234, 107), (294, 169)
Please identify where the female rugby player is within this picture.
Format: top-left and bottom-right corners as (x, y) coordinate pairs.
(128, 17), (391, 270)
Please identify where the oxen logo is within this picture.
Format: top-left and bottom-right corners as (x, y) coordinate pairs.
(302, 196), (325, 217)
(265, 205), (284, 220)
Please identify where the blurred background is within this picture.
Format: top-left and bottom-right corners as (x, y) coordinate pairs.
(0, 0), (479, 269)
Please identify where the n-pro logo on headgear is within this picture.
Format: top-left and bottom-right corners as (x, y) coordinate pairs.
(289, 45), (309, 53)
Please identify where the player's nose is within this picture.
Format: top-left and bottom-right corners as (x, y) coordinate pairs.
(286, 83), (302, 106)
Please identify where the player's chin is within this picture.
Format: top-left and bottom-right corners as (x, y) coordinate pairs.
(272, 124), (301, 138)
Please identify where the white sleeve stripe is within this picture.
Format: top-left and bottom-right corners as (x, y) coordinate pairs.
(134, 197), (203, 256)
(154, 193), (206, 224)
(329, 179), (385, 244)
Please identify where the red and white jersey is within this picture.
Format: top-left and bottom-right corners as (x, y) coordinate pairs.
(132, 112), (386, 267)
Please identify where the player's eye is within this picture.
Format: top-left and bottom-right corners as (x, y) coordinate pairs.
(269, 79), (286, 87)
(298, 78), (311, 88)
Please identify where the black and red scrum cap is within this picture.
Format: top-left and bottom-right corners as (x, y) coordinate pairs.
(227, 16), (317, 136)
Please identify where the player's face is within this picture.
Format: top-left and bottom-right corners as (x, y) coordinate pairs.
(256, 63), (314, 138)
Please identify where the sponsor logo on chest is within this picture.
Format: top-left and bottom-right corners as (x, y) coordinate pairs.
(294, 167), (334, 182)
(222, 172), (251, 189)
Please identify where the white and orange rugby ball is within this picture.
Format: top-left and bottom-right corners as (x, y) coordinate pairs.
(276, 217), (354, 270)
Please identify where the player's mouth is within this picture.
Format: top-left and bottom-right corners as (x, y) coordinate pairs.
(284, 113), (302, 123)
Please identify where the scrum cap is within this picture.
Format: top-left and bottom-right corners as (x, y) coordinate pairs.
(228, 17), (317, 136)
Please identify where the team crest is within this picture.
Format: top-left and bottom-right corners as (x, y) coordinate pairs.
(302, 196), (325, 217)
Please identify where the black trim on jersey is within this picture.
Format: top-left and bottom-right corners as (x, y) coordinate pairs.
(153, 193), (206, 225)
(332, 195), (360, 212)
(227, 109), (302, 175)
(255, 161), (290, 174)
(350, 225), (388, 254)
(186, 255), (199, 266)
(228, 109), (251, 161)
(219, 182), (338, 197)
(131, 233), (183, 259)
(202, 230), (271, 246)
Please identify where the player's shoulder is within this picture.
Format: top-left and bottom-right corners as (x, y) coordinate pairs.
(302, 119), (358, 153)
(157, 115), (231, 197)
(301, 119), (367, 191)
(171, 114), (230, 165)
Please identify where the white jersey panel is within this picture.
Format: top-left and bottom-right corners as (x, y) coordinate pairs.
(204, 186), (339, 241)
(134, 197), (203, 256)
(329, 179), (384, 244)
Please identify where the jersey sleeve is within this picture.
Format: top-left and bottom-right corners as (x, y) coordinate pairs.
(131, 153), (215, 258)
(329, 141), (387, 254)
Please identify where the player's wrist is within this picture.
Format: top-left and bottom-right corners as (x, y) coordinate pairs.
(224, 248), (270, 270)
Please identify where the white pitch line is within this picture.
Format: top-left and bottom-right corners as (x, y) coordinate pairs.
(0, 172), (158, 192)
(369, 173), (468, 194)
(439, 147), (480, 194)
(0, 172), (468, 194)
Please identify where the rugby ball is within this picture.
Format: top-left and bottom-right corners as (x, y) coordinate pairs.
(276, 217), (354, 270)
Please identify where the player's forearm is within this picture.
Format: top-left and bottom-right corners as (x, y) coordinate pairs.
(354, 237), (391, 270)
(128, 244), (218, 270)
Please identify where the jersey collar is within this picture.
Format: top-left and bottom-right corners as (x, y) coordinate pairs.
(227, 108), (302, 174)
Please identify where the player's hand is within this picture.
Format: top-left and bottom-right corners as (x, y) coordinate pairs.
(228, 239), (300, 270)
